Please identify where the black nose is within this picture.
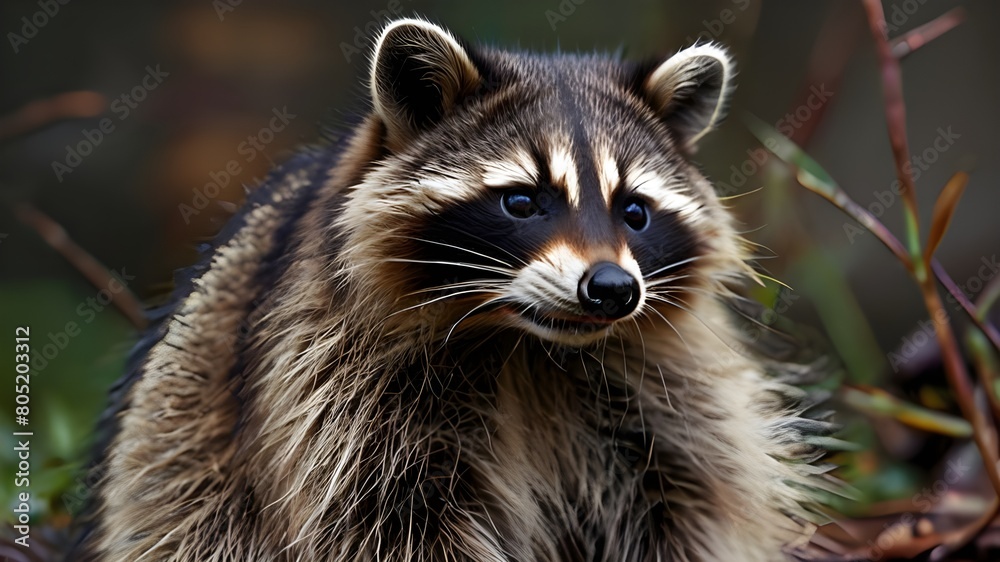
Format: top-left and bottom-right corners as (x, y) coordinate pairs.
(578, 262), (640, 319)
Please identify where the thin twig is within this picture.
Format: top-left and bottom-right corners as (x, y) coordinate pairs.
(968, 327), (1000, 423)
(890, 7), (966, 60)
(833, 190), (913, 269)
(15, 204), (147, 330)
(0, 91), (106, 144)
(930, 495), (1000, 561)
(932, 260), (1000, 353)
(862, 0), (923, 266)
(863, 1), (1000, 556)
(977, 274), (1000, 320)
(923, 287), (1000, 560)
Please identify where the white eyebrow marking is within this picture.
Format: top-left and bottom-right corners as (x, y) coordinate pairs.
(596, 146), (620, 207)
(481, 149), (538, 188)
(416, 176), (476, 201)
(548, 144), (580, 208)
(624, 167), (702, 218)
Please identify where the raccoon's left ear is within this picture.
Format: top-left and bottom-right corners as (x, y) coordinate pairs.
(370, 19), (482, 151)
(641, 44), (734, 150)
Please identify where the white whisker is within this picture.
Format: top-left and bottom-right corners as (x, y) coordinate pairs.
(644, 274), (695, 288)
(443, 296), (508, 346)
(386, 258), (516, 278)
(404, 237), (516, 269)
(404, 281), (507, 297)
(642, 256), (704, 279)
(389, 289), (501, 317)
(401, 224), (527, 266)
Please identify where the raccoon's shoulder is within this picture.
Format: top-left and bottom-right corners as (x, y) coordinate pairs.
(69, 142), (340, 550)
(68, 144), (341, 559)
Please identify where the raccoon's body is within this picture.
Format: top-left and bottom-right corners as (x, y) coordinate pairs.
(80, 19), (831, 562)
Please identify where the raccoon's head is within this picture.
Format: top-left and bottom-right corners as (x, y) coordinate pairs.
(337, 18), (752, 347)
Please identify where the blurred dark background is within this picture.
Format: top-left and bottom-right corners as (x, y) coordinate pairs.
(1, 0), (998, 557)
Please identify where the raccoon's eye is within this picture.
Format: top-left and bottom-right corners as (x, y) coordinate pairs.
(501, 190), (539, 219)
(622, 198), (649, 231)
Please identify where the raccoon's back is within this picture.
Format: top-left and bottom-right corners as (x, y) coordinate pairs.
(73, 146), (338, 560)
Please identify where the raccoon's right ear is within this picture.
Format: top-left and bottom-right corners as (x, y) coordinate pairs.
(370, 19), (482, 151)
(640, 44), (735, 151)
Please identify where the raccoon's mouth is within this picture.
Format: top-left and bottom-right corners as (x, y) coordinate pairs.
(503, 306), (616, 338)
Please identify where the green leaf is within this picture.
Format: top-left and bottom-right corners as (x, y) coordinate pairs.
(841, 386), (973, 437)
(743, 113), (839, 197)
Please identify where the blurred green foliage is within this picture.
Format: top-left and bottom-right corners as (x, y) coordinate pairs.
(1, 282), (131, 524)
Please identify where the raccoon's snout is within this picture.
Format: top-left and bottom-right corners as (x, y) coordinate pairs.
(578, 262), (640, 319)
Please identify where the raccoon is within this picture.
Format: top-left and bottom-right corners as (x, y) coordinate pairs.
(79, 17), (833, 562)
